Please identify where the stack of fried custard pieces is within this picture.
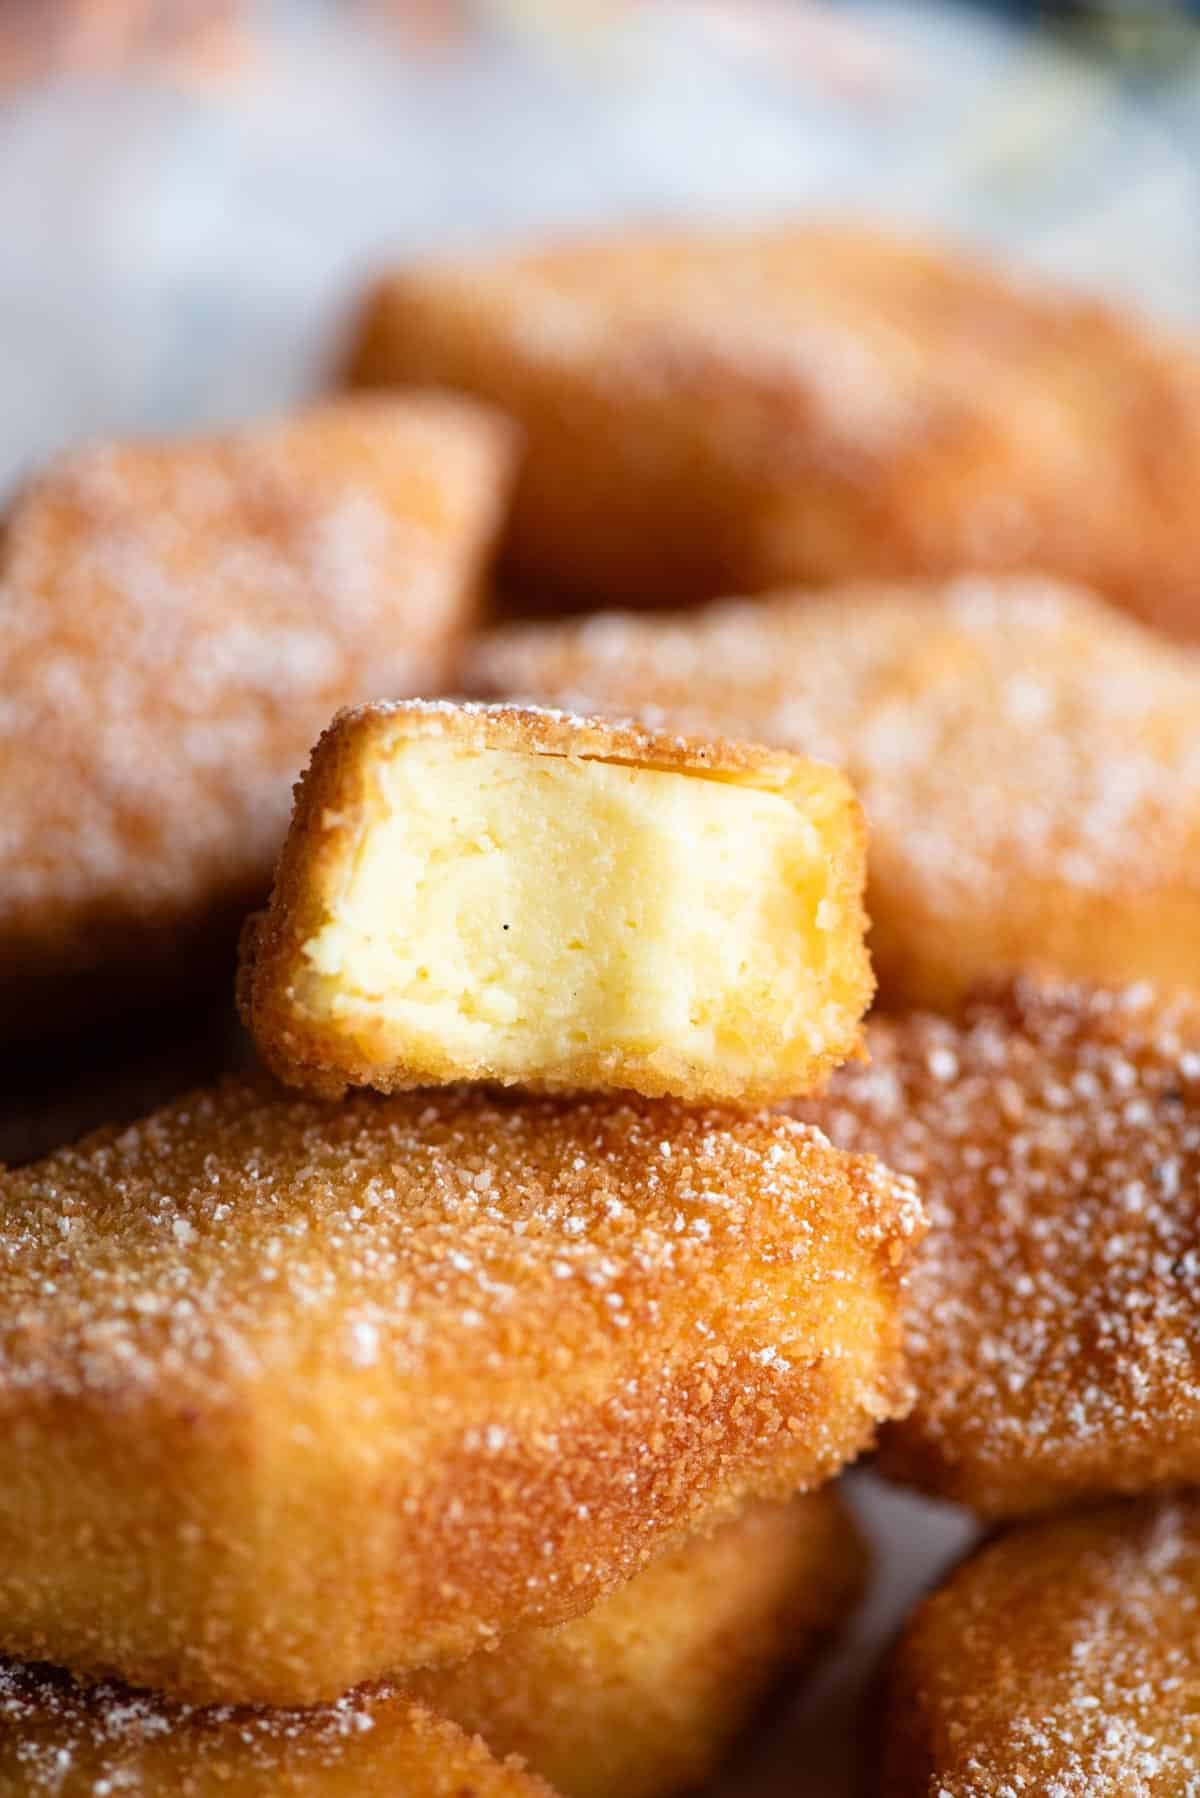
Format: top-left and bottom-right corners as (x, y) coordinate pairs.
(3, 226), (1200, 1797)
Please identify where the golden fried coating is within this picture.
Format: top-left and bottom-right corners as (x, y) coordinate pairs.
(0, 1492), (859, 1798)
(882, 1497), (1200, 1795)
(418, 1490), (865, 1798)
(0, 1494), (859, 1798)
(0, 395), (515, 1040)
(469, 576), (1200, 1009)
(348, 223), (1200, 633)
(0, 1676), (551, 1798)
(794, 975), (1200, 1517)
(240, 699), (872, 1103)
(0, 1079), (921, 1704)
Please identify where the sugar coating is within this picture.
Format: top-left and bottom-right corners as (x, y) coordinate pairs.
(469, 576), (1200, 1008)
(0, 395), (514, 1034)
(796, 975), (1200, 1516)
(0, 1667), (549, 1797)
(0, 1663), (398, 1773)
(0, 1079), (921, 1703)
(350, 225), (1200, 636)
(883, 1497), (1200, 1796)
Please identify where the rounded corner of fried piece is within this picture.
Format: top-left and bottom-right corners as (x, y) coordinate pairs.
(240, 698), (874, 1105)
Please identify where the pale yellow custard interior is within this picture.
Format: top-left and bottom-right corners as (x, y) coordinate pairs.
(296, 738), (865, 1091)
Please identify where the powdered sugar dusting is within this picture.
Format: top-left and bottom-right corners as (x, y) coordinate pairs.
(889, 1497), (1200, 1794)
(0, 395), (509, 990)
(0, 1662), (539, 1793)
(796, 975), (1200, 1515)
(0, 1660), (388, 1770)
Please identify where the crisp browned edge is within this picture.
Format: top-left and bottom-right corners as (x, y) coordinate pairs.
(240, 699), (871, 1098)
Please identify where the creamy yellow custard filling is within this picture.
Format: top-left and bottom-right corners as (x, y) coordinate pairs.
(295, 739), (861, 1089)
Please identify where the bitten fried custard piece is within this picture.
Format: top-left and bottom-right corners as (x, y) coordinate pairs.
(0, 394), (515, 1041)
(882, 1497), (1200, 1796)
(417, 1490), (865, 1798)
(795, 976), (1200, 1517)
(0, 1494), (862, 1798)
(469, 576), (1200, 1009)
(0, 1080), (921, 1704)
(348, 223), (1200, 636)
(0, 1680), (551, 1798)
(241, 700), (872, 1102)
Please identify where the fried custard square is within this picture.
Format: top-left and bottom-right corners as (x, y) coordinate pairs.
(0, 1677), (551, 1798)
(418, 1489), (865, 1798)
(348, 224), (1200, 636)
(469, 576), (1200, 1009)
(0, 1493), (862, 1798)
(241, 700), (872, 1102)
(0, 395), (515, 1040)
(882, 1497), (1200, 1796)
(0, 1080), (921, 1704)
(797, 975), (1200, 1517)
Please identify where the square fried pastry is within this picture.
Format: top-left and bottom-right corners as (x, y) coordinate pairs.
(0, 1080), (921, 1704)
(240, 701), (872, 1102)
(469, 575), (1200, 1009)
(348, 224), (1200, 636)
(795, 975), (1200, 1518)
(883, 1497), (1200, 1796)
(0, 1679), (550, 1798)
(0, 1492), (862, 1798)
(0, 395), (515, 1041)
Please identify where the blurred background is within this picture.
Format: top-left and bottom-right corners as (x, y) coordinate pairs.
(2, 0), (1200, 492)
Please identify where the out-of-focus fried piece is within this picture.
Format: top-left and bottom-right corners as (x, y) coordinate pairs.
(0, 396), (515, 1042)
(349, 224), (1200, 635)
(419, 1490), (865, 1798)
(0, 1079), (920, 1704)
(795, 975), (1200, 1517)
(469, 577), (1200, 1009)
(240, 700), (872, 1103)
(0, 1675), (551, 1798)
(882, 1497), (1200, 1795)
